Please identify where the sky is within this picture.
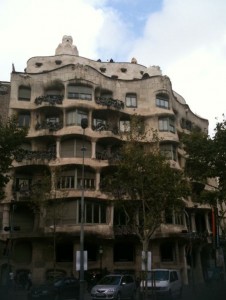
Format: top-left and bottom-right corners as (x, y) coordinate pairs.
(0, 0), (226, 136)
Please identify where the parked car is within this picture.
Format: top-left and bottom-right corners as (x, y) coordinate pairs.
(140, 269), (182, 299)
(91, 274), (136, 300)
(27, 276), (79, 300)
(85, 269), (105, 292)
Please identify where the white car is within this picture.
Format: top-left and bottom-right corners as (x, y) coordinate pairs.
(91, 274), (136, 300)
(140, 269), (182, 299)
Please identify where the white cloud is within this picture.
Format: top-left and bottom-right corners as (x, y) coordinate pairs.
(127, 0), (226, 135)
(0, 0), (105, 79)
(1, 0), (225, 135)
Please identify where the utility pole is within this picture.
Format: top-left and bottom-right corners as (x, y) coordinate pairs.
(79, 118), (88, 300)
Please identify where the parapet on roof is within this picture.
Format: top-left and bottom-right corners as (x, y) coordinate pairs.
(25, 35), (162, 80)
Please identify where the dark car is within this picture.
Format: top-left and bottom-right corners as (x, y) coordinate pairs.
(27, 276), (79, 300)
(91, 274), (136, 300)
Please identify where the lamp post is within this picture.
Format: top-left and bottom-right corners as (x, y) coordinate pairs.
(184, 209), (194, 290)
(99, 245), (103, 274)
(79, 118), (88, 300)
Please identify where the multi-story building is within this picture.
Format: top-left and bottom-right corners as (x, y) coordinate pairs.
(0, 81), (10, 121)
(0, 35), (216, 286)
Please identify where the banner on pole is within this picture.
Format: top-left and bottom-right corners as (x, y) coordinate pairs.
(76, 251), (88, 271)
(141, 251), (152, 271)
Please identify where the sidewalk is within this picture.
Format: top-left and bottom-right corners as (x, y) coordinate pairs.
(137, 281), (226, 300)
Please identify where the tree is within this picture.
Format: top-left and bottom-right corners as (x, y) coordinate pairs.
(181, 116), (226, 238)
(0, 116), (27, 199)
(28, 167), (68, 279)
(102, 116), (189, 272)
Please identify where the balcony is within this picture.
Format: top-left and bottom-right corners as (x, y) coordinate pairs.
(35, 120), (63, 132)
(14, 149), (56, 162)
(35, 95), (64, 105)
(92, 122), (119, 134)
(95, 96), (124, 110)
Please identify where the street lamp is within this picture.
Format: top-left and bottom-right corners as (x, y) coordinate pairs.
(79, 118), (88, 300)
(184, 209), (195, 290)
(99, 245), (103, 274)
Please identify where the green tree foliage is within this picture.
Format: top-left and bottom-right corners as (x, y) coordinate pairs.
(182, 118), (226, 204)
(103, 116), (189, 253)
(0, 116), (27, 199)
(28, 167), (68, 278)
(182, 117), (226, 235)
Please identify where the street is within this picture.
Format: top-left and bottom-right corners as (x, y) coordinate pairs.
(1, 282), (226, 300)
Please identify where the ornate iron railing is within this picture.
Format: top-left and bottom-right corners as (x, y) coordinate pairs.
(35, 121), (63, 131)
(35, 95), (64, 105)
(95, 96), (124, 110)
(92, 122), (118, 134)
(14, 149), (56, 162)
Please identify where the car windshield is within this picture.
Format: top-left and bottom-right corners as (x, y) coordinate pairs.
(98, 275), (121, 285)
(147, 271), (169, 281)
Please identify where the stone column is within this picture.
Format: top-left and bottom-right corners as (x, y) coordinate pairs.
(2, 204), (10, 232)
(182, 244), (189, 285)
(96, 170), (100, 191)
(205, 211), (211, 233)
(191, 213), (196, 232)
(56, 138), (60, 158)
(175, 240), (179, 264)
(91, 141), (96, 159)
(194, 246), (204, 284)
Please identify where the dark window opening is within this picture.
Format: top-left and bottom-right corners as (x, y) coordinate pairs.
(85, 243), (98, 261)
(113, 243), (134, 262)
(160, 242), (174, 262)
(114, 208), (127, 225)
(165, 210), (173, 224)
(78, 201), (107, 224)
(56, 243), (73, 262)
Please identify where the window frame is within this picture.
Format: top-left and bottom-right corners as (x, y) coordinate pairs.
(156, 95), (169, 109)
(160, 144), (177, 161)
(78, 201), (107, 224)
(18, 113), (30, 127)
(66, 109), (88, 126)
(67, 85), (92, 101)
(125, 93), (137, 108)
(119, 120), (130, 132)
(158, 117), (175, 133)
(18, 86), (31, 101)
